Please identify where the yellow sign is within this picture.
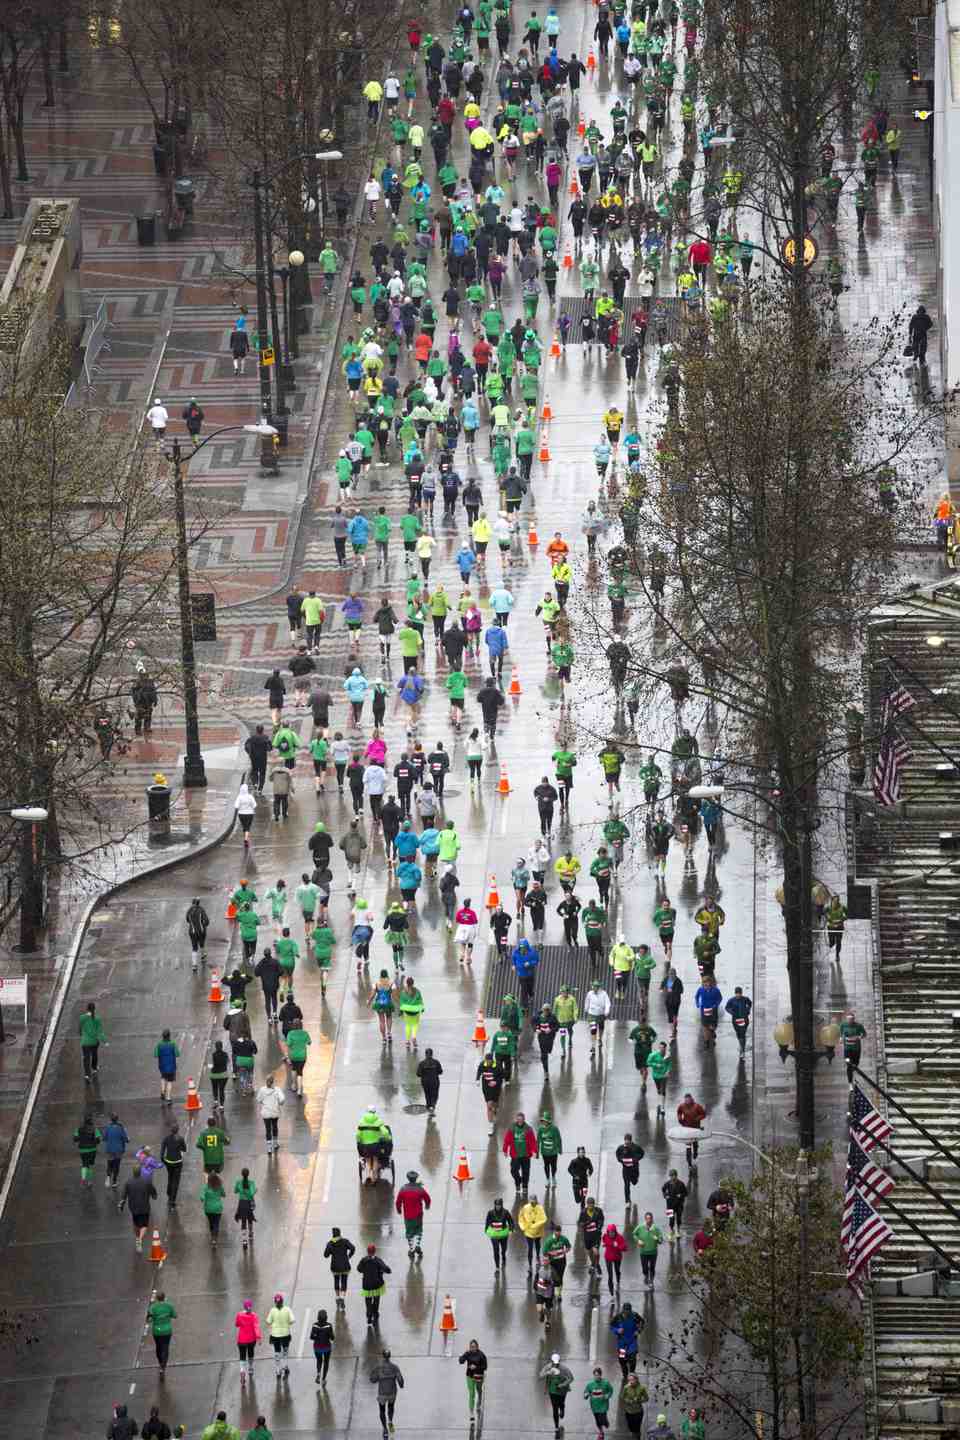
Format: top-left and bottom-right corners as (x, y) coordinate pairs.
(260, 346), (276, 366)
(781, 234), (818, 267)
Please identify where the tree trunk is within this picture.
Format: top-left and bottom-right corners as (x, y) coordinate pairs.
(13, 94), (27, 181)
(0, 118), (13, 218)
(40, 33), (54, 106)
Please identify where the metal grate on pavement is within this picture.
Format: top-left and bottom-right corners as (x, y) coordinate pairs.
(482, 942), (641, 1020)
(557, 294), (682, 344)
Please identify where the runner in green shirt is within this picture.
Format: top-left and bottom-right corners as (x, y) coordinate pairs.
(632, 1212), (665, 1288)
(310, 736), (329, 793)
(446, 667), (467, 729)
(286, 1024), (312, 1094)
(584, 1369), (614, 1433)
(196, 1121), (230, 1173)
(147, 1292), (177, 1373)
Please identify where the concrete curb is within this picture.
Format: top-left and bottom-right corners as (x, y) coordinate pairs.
(0, 740), (246, 1226)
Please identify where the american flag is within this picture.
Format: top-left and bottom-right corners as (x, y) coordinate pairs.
(849, 1083), (893, 1151)
(842, 1138), (894, 1247)
(879, 674), (917, 732)
(844, 1190), (893, 1297)
(873, 728), (912, 807)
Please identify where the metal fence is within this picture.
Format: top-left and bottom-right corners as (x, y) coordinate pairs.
(63, 299), (111, 408)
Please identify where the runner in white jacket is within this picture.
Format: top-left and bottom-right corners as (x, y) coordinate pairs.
(256, 1075), (286, 1153)
(583, 980), (612, 1053)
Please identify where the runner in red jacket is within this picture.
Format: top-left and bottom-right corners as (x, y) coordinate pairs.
(502, 1112), (539, 1193)
(395, 1170), (432, 1258)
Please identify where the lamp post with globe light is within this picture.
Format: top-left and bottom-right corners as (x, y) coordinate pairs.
(163, 423), (277, 788)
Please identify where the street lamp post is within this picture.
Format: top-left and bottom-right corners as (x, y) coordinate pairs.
(164, 422), (277, 788)
(8, 806), (49, 958)
(251, 170), (279, 475)
(278, 249), (305, 372)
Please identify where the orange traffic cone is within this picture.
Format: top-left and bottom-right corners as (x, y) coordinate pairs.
(550, 334), (561, 359)
(569, 175), (579, 197)
(473, 1011), (488, 1046)
(150, 1229), (167, 1263)
(184, 1077), (202, 1113)
(439, 1295), (458, 1333)
(539, 432), (551, 462)
(453, 1147), (474, 1182)
(562, 250), (573, 270)
(541, 398), (552, 421)
(509, 668), (522, 696)
(208, 969), (224, 1004)
(226, 892), (238, 921)
(486, 874), (500, 908)
(497, 765), (511, 795)
(587, 47), (596, 71)
(528, 523), (540, 546)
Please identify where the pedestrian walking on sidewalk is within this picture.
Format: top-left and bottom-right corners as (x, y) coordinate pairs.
(147, 1291), (176, 1376)
(840, 1010), (867, 1081)
(256, 1074), (285, 1153)
(370, 1349), (404, 1437)
(235, 1299), (261, 1382)
(234, 1169), (257, 1247)
(266, 1294), (295, 1378)
(324, 1227), (356, 1308)
(825, 894), (847, 960)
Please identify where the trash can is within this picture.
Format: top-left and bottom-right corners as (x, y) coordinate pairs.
(146, 782), (171, 836)
(174, 177), (195, 216)
(136, 212), (156, 246)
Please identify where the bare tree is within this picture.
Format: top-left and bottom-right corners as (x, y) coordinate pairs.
(570, 280), (944, 1145)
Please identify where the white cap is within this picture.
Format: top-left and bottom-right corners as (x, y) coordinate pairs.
(550, 1352), (560, 1364)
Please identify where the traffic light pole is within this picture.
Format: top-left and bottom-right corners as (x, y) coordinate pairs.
(170, 438), (207, 788)
(251, 171), (279, 475)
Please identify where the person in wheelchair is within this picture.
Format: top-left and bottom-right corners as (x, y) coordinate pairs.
(357, 1108), (394, 1184)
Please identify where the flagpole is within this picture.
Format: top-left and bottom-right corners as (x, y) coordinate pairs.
(853, 1066), (960, 1173)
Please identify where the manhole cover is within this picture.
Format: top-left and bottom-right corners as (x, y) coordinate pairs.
(403, 1103), (429, 1114)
